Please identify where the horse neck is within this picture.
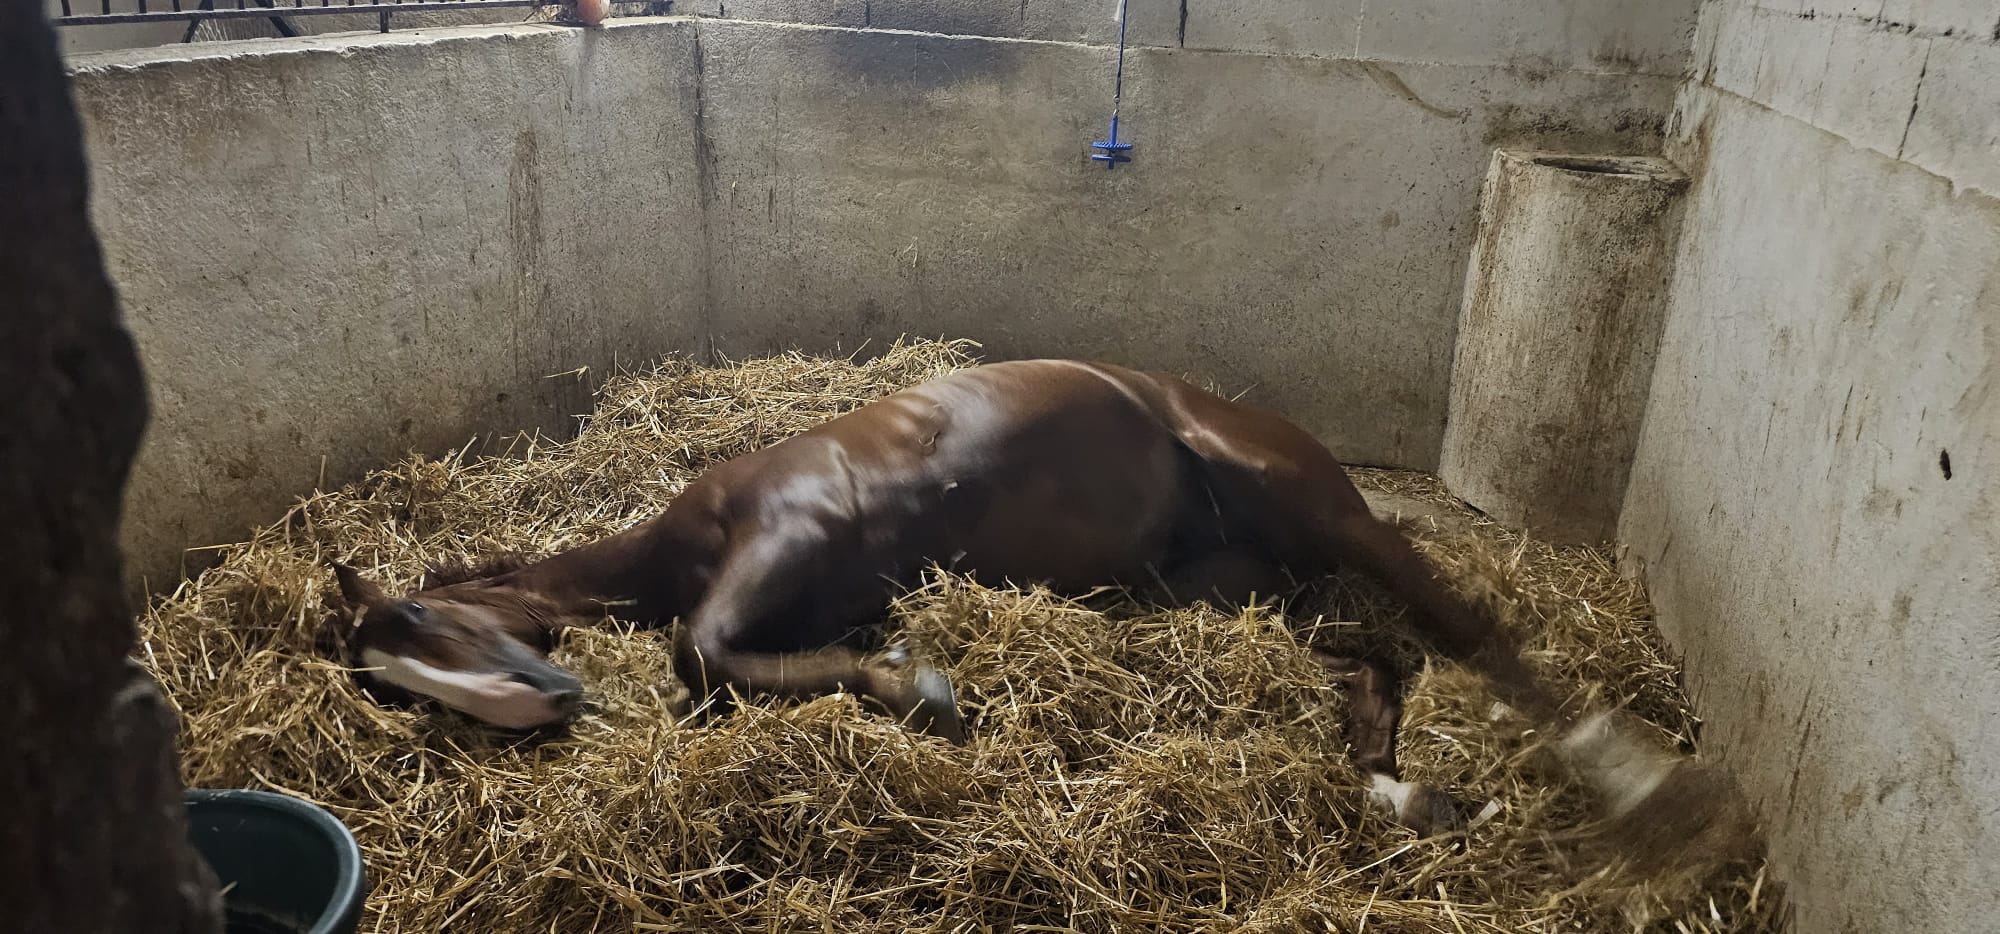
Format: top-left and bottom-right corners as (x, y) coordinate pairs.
(488, 503), (713, 628)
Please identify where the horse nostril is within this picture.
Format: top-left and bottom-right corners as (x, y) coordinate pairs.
(551, 689), (582, 712)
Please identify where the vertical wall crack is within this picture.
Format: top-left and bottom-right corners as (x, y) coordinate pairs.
(1894, 39), (1932, 159)
(1176, 0), (1187, 47)
(690, 21), (720, 352)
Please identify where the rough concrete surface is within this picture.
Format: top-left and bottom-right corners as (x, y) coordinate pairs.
(70, 21), (710, 588)
(1355, 0), (1697, 75)
(1902, 35), (2000, 200)
(1440, 149), (1686, 546)
(1622, 4), (2000, 930)
(1179, 0), (1367, 57)
(1137, 0), (1698, 75)
(859, 0), (1182, 48)
(723, 0), (870, 29)
(1698, 0), (2000, 199)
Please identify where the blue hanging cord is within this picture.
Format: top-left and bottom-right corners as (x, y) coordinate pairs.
(1090, 0), (1134, 169)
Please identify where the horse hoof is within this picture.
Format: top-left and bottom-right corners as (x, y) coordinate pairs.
(911, 666), (968, 746)
(1595, 757), (1757, 867)
(1367, 775), (1467, 836)
(1557, 710), (1681, 818)
(1412, 786), (1469, 836)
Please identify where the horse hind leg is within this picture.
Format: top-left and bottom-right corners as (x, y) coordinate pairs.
(1141, 515), (1478, 835)
(1147, 545), (1292, 611)
(1151, 382), (1717, 839)
(1311, 512), (1574, 726)
(1146, 385), (1504, 665)
(1178, 435), (1566, 722)
(1312, 650), (1475, 836)
(1314, 488), (1750, 847)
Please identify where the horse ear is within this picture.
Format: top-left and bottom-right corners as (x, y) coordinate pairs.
(331, 562), (389, 608)
(419, 564), (445, 592)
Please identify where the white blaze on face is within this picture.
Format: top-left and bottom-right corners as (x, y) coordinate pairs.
(360, 649), (565, 730)
(1556, 710), (1679, 817)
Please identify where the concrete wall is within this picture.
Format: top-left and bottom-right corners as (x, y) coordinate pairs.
(64, 2), (1693, 588)
(71, 24), (710, 587)
(1619, 2), (2000, 931)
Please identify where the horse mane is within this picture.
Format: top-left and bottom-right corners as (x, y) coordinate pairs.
(421, 552), (535, 589)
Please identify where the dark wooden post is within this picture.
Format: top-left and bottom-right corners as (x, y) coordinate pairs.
(0, 0), (225, 929)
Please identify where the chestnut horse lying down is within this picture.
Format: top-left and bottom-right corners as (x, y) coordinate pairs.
(333, 359), (1684, 834)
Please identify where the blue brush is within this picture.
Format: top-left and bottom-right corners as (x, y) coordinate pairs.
(1090, 0), (1135, 169)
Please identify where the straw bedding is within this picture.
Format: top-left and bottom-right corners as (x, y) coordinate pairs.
(141, 339), (1786, 932)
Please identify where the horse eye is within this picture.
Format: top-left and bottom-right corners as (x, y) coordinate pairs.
(402, 601), (428, 620)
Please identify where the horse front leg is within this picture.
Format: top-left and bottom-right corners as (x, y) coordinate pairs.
(670, 532), (968, 744)
(674, 630), (967, 744)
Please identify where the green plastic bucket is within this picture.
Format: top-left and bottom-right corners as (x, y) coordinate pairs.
(183, 789), (366, 934)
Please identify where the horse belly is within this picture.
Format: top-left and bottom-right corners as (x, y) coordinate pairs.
(935, 425), (1191, 593)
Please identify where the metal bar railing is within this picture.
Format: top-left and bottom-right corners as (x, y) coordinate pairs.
(56, 0), (542, 25)
(54, 0), (658, 30)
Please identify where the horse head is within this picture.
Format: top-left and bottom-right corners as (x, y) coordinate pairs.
(332, 562), (584, 730)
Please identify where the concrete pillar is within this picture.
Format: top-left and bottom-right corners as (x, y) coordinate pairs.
(1439, 149), (1688, 545)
